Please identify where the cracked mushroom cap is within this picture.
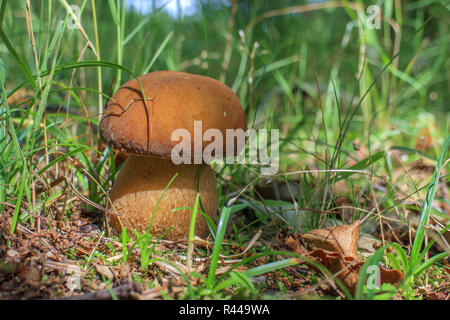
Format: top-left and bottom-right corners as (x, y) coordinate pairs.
(99, 71), (247, 159)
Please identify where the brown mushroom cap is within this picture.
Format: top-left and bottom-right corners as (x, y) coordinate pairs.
(99, 71), (247, 159)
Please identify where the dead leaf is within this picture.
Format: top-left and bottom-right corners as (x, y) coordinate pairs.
(215, 265), (249, 276)
(308, 249), (403, 295)
(44, 260), (85, 276)
(152, 255), (189, 276)
(427, 291), (449, 300)
(95, 264), (114, 280)
(106, 254), (124, 262)
(18, 264), (41, 287)
(379, 265), (404, 286)
(278, 223), (404, 296)
(282, 233), (308, 255)
(6, 249), (19, 258)
(308, 249), (361, 294)
(303, 220), (361, 258)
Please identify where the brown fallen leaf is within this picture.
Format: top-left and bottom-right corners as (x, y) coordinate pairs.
(308, 248), (404, 295)
(277, 222), (404, 296)
(379, 265), (404, 286)
(215, 265), (249, 276)
(18, 264), (41, 287)
(427, 291), (449, 300)
(308, 249), (362, 295)
(302, 220), (361, 258)
(281, 232), (308, 255)
(44, 260), (85, 276)
(95, 264), (114, 280)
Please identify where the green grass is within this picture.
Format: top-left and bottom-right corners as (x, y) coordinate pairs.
(0, 0), (449, 300)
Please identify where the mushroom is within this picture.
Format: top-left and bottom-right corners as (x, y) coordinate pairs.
(99, 71), (247, 240)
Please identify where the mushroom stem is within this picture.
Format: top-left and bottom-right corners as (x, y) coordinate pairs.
(108, 155), (217, 240)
